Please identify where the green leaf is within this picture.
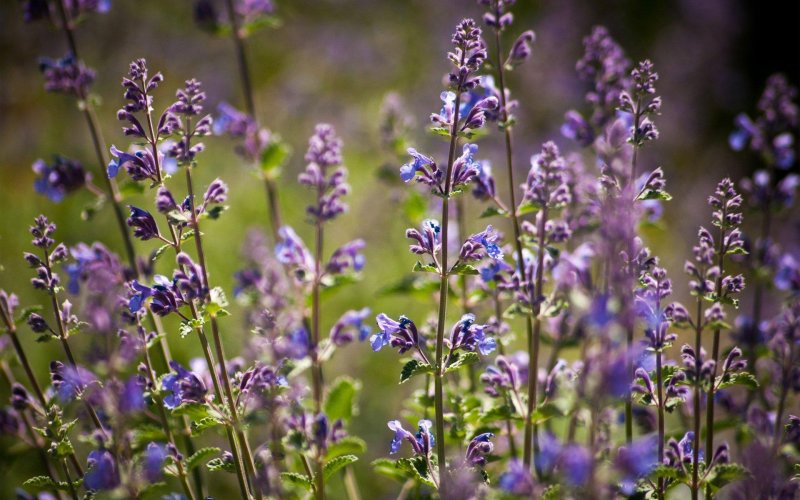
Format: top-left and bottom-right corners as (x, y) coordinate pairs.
(726, 246), (748, 256)
(413, 261), (439, 274)
(403, 191), (428, 223)
(479, 404), (520, 423)
(479, 206), (508, 218)
(206, 287), (229, 317)
(206, 457), (235, 473)
(371, 458), (407, 483)
(400, 359), (434, 383)
(185, 447), (221, 471)
(23, 475), (57, 490)
(517, 200), (540, 216)
(326, 436), (367, 460)
(280, 472), (313, 491)
(179, 321), (193, 338)
(191, 417), (223, 435)
(55, 438), (74, 457)
(705, 463), (750, 492)
(636, 189), (673, 201)
(716, 371), (758, 390)
(429, 126), (451, 138)
(445, 351), (480, 373)
(139, 481), (168, 499)
(260, 137), (291, 177)
(503, 302), (532, 319)
(542, 484), (562, 500)
(171, 403), (211, 420)
(14, 305), (43, 325)
(324, 377), (361, 422)
(323, 454), (358, 479)
(203, 205), (227, 220)
(131, 424), (167, 448)
(180, 229), (196, 241)
(450, 262), (479, 275)
(650, 464), (681, 480)
(397, 456), (436, 488)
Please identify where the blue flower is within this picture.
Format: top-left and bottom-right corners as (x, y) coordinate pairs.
(142, 442), (167, 483)
(469, 225), (503, 261)
(84, 449), (120, 491)
(32, 156), (87, 203)
(371, 314), (419, 354)
(162, 361), (208, 409)
(127, 205), (159, 241)
(400, 148), (435, 182)
(558, 444), (591, 486)
(498, 460), (535, 495)
(465, 432), (494, 466)
(330, 307), (372, 346)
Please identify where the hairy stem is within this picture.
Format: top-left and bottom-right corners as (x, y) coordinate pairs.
(691, 298), (704, 500)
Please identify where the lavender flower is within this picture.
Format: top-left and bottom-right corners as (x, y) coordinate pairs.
(32, 156), (87, 202)
(275, 226), (314, 281)
(446, 313), (496, 355)
(162, 361), (208, 409)
(126, 206), (160, 241)
(84, 449), (120, 491)
(465, 432), (494, 466)
(299, 124), (349, 222)
(330, 308), (371, 346)
(387, 419), (434, 456)
(371, 314), (420, 354)
(39, 54), (95, 98)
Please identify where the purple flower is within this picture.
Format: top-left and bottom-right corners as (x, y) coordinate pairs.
(166, 79), (213, 163)
(236, 0), (275, 24)
(523, 142), (570, 208)
(387, 419), (434, 456)
(32, 156), (87, 202)
(162, 361), (208, 409)
(330, 308), (371, 346)
(65, 242), (124, 295)
(448, 19), (487, 92)
(574, 26), (631, 129)
(615, 435), (658, 492)
(127, 206), (159, 241)
(214, 102), (273, 163)
(447, 313), (496, 355)
(498, 460), (536, 496)
(50, 361), (97, 402)
(400, 147), (442, 190)
(465, 432), (494, 466)
(406, 219), (441, 260)
(466, 224), (503, 261)
(371, 314), (419, 353)
(118, 376), (145, 414)
(558, 444), (592, 486)
(39, 54), (95, 98)
(775, 253), (800, 294)
(107, 145), (159, 182)
(480, 355), (520, 397)
(142, 442), (167, 482)
(326, 239), (366, 275)
(275, 226), (314, 281)
(451, 143), (482, 190)
(506, 30), (536, 68)
(84, 449), (120, 491)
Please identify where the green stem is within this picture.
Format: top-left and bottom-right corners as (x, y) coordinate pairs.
(491, 20), (538, 473)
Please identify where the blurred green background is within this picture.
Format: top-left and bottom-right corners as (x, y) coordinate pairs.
(0, 0), (798, 497)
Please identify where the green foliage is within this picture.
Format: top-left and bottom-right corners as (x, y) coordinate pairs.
(280, 472), (313, 491)
(185, 447), (221, 471)
(323, 454), (358, 479)
(400, 359), (434, 383)
(325, 376), (361, 422)
(326, 436), (367, 460)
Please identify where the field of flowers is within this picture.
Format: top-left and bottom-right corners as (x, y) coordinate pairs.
(0, 0), (798, 498)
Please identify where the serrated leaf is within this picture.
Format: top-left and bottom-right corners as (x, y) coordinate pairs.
(400, 359), (434, 383)
(139, 481), (168, 499)
(185, 447), (220, 471)
(429, 126), (452, 138)
(705, 463), (749, 492)
(206, 457), (235, 473)
(716, 371), (758, 390)
(542, 484), (562, 500)
(170, 403), (211, 419)
(280, 472), (313, 491)
(397, 456), (436, 488)
(191, 416), (223, 435)
(23, 475), (57, 489)
(324, 377), (361, 422)
(726, 246), (748, 256)
(636, 189), (673, 201)
(15, 305), (43, 325)
(413, 261), (439, 274)
(479, 404), (520, 423)
(449, 262), (479, 275)
(445, 351), (479, 373)
(323, 454), (358, 479)
(503, 302), (532, 319)
(180, 229), (196, 241)
(130, 424), (167, 448)
(650, 464), (681, 480)
(326, 436), (367, 460)
(479, 206), (508, 218)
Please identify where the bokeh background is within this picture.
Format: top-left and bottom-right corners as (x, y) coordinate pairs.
(1, 0), (799, 497)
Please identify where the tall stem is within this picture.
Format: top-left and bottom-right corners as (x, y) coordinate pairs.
(691, 298), (704, 500)
(185, 165), (261, 499)
(491, 22), (538, 473)
(139, 324), (197, 500)
(311, 211), (325, 499)
(433, 89), (463, 495)
(705, 212), (728, 492)
(221, 0), (282, 240)
(655, 349), (665, 499)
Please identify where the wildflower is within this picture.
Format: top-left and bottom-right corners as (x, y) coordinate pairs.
(39, 54), (95, 98)
(371, 314), (420, 353)
(330, 308), (371, 346)
(465, 432), (494, 466)
(84, 449), (120, 491)
(162, 361), (208, 409)
(387, 419), (434, 456)
(32, 156), (87, 202)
